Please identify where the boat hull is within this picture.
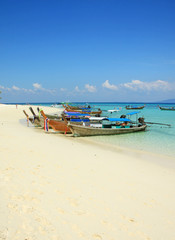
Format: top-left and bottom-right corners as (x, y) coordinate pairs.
(66, 104), (91, 110)
(125, 106), (145, 110)
(68, 124), (147, 137)
(64, 108), (102, 115)
(159, 107), (175, 111)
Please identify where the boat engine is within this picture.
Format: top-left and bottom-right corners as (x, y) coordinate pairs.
(138, 117), (145, 125)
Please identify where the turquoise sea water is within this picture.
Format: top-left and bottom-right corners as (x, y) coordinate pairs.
(15, 102), (175, 158)
(88, 103), (175, 158)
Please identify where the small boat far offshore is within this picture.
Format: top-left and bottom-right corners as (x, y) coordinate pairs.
(125, 105), (145, 110)
(158, 105), (175, 111)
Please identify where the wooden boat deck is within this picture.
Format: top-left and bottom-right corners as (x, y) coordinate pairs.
(68, 124), (147, 137)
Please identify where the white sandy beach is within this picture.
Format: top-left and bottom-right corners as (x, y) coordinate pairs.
(0, 104), (175, 240)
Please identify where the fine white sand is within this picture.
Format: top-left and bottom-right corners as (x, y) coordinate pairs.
(0, 104), (175, 240)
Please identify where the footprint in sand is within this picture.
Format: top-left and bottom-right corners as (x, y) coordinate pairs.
(92, 234), (103, 239)
(129, 219), (135, 222)
(0, 228), (8, 240)
(67, 197), (79, 207)
(71, 224), (85, 238)
(57, 208), (65, 214)
(121, 215), (136, 223)
(101, 220), (115, 231)
(22, 205), (35, 213)
(74, 210), (86, 216)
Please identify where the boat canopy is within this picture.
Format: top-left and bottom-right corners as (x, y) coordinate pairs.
(64, 112), (90, 116)
(70, 119), (90, 122)
(89, 117), (106, 121)
(126, 111), (140, 115)
(103, 118), (131, 122)
(80, 110), (91, 112)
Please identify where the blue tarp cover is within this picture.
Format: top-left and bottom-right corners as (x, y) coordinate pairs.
(65, 112), (90, 116)
(103, 118), (131, 122)
(126, 111), (140, 115)
(70, 119), (90, 122)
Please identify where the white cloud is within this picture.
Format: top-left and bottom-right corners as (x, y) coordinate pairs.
(60, 88), (67, 92)
(33, 83), (42, 90)
(32, 83), (56, 94)
(85, 84), (96, 92)
(0, 85), (11, 91)
(0, 83), (55, 94)
(102, 80), (118, 90)
(12, 86), (20, 91)
(75, 86), (80, 92)
(122, 80), (171, 91)
(22, 88), (35, 93)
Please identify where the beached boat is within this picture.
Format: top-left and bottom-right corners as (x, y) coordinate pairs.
(125, 105), (145, 110)
(40, 110), (72, 133)
(34, 107), (62, 120)
(28, 107), (64, 128)
(158, 105), (175, 111)
(68, 118), (147, 137)
(24, 107), (63, 128)
(23, 110), (34, 123)
(39, 109), (105, 133)
(23, 110), (42, 127)
(40, 110), (96, 132)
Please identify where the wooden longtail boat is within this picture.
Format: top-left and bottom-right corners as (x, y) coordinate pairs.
(68, 118), (147, 137)
(158, 105), (175, 111)
(63, 104), (101, 115)
(64, 108), (102, 116)
(34, 107), (62, 120)
(29, 107), (62, 128)
(29, 107), (40, 121)
(125, 105), (145, 110)
(24, 107), (61, 128)
(24, 107), (92, 131)
(23, 110), (42, 126)
(40, 110), (71, 133)
(23, 110), (33, 123)
(66, 104), (91, 110)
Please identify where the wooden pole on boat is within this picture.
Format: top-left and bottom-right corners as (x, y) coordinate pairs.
(29, 107), (40, 120)
(144, 121), (171, 127)
(61, 113), (68, 124)
(132, 120), (171, 127)
(23, 110), (29, 127)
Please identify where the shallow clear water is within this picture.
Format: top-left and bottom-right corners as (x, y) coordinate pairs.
(87, 103), (175, 158)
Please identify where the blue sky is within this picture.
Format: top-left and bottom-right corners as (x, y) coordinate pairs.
(0, 0), (175, 103)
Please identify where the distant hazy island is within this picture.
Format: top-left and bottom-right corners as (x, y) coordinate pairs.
(159, 99), (175, 103)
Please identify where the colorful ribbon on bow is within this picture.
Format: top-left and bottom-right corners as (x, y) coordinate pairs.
(44, 118), (49, 132)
